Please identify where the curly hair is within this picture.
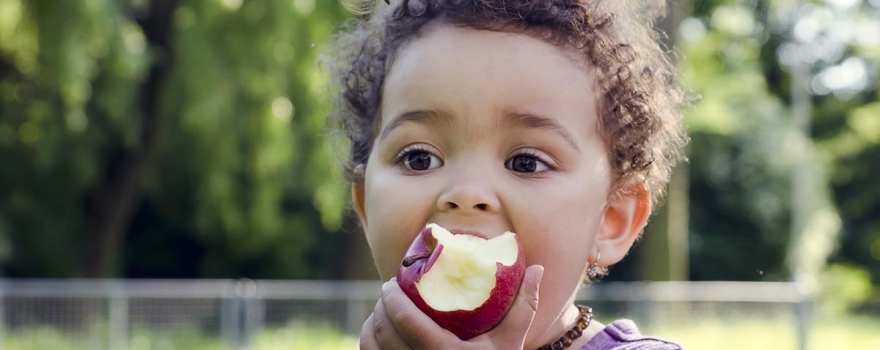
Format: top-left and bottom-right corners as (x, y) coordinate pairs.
(323, 0), (689, 206)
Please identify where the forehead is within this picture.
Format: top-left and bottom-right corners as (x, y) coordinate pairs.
(380, 22), (600, 138)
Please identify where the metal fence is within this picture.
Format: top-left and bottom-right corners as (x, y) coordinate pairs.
(0, 279), (812, 350)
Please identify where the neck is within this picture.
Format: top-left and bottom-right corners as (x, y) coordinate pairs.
(533, 304), (603, 350)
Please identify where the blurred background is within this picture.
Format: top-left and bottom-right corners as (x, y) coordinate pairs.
(0, 0), (878, 349)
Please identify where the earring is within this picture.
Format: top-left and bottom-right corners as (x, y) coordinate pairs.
(585, 251), (608, 283)
(353, 164), (366, 180)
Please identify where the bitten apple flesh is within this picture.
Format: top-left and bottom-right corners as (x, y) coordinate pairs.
(396, 223), (525, 340)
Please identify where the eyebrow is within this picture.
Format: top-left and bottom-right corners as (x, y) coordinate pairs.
(501, 111), (581, 153)
(378, 109), (581, 153)
(378, 110), (451, 141)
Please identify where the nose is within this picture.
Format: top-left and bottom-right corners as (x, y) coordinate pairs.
(436, 183), (500, 213)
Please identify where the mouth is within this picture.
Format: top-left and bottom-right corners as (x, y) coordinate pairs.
(400, 225), (496, 269)
(442, 226), (504, 240)
(403, 224), (512, 267)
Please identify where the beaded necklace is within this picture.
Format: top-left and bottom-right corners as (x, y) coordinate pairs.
(536, 304), (593, 350)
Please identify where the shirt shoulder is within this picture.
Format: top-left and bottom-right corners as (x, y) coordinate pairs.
(579, 319), (685, 350)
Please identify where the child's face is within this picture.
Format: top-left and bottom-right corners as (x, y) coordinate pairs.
(352, 22), (649, 346)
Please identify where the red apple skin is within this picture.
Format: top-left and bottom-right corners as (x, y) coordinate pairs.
(396, 225), (526, 340)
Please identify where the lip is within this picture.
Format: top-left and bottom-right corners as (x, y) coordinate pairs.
(446, 227), (492, 240)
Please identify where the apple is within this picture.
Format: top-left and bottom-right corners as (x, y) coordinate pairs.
(396, 223), (525, 340)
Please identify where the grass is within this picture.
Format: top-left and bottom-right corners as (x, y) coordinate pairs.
(643, 313), (880, 349)
(2, 322), (357, 350)
(251, 321), (359, 350)
(2, 314), (877, 349)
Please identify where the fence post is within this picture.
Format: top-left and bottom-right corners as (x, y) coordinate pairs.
(794, 298), (812, 350)
(0, 282), (5, 347)
(109, 283), (128, 350)
(242, 279), (264, 348)
(221, 281), (242, 350)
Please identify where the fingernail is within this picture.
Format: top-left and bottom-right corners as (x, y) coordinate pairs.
(382, 279), (394, 291)
(533, 265), (545, 285)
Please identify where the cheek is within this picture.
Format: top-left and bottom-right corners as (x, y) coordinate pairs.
(510, 176), (605, 328)
(519, 201), (599, 283)
(363, 168), (437, 279)
(514, 179), (605, 258)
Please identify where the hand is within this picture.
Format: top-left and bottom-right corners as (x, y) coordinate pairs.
(359, 265), (544, 350)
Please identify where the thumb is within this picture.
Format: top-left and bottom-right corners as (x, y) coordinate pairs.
(488, 264), (544, 346)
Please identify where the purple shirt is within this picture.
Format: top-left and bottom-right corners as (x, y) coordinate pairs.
(580, 319), (684, 350)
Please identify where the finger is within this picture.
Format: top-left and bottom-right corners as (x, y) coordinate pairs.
(359, 313), (380, 350)
(483, 264), (544, 346)
(381, 278), (459, 349)
(372, 295), (414, 349)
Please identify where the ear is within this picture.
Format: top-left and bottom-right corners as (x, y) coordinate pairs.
(595, 182), (652, 266)
(351, 165), (368, 229)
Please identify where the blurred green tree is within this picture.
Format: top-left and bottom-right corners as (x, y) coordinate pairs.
(618, 0), (879, 297)
(0, 0), (354, 278)
(0, 0), (877, 292)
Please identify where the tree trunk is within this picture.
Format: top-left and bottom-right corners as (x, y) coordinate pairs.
(639, 0), (692, 281)
(82, 0), (178, 278)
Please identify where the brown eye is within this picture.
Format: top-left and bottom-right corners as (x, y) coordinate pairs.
(505, 151), (551, 173)
(508, 155), (537, 172)
(397, 147), (443, 171)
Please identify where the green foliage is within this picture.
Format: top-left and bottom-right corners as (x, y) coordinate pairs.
(143, 0), (351, 278)
(641, 0), (877, 293)
(822, 100), (880, 287)
(820, 263), (873, 315)
(647, 4), (805, 281)
(0, 0), (878, 291)
(0, 0), (352, 278)
(0, 0), (147, 275)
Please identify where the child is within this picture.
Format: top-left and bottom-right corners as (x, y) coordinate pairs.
(325, 0), (689, 349)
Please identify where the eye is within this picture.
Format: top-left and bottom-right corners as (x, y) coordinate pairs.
(505, 150), (553, 173)
(396, 145), (443, 172)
